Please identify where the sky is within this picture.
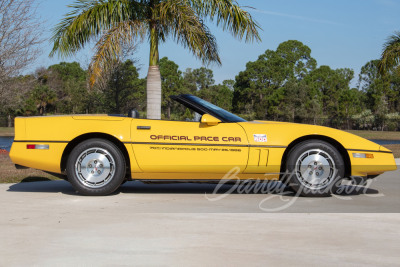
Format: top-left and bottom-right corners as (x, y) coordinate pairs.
(34, 0), (400, 86)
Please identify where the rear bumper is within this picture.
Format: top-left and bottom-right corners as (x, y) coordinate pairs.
(10, 142), (66, 174)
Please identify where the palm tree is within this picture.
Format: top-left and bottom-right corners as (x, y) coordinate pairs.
(50, 0), (261, 119)
(379, 31), (400, 76)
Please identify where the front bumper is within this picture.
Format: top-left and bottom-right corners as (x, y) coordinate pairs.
(348, 150), (397, 177)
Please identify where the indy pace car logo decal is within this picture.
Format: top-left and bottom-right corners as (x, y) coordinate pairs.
(253, 134), (267, 142)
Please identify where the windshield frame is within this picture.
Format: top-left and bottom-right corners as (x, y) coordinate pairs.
(171, 94), (247, 123)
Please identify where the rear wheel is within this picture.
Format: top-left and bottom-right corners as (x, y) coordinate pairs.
(66, 139), (126, 196)
(284, 140), (345, 197)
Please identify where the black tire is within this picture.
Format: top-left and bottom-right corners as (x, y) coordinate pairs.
(66, 138), (126, 196)
(284, 140), (345, 197)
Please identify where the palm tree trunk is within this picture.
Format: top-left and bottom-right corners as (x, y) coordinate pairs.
(146, 22), (161, 120)
(147, 66), (161, 119)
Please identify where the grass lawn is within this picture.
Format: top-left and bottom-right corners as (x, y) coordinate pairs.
(0, 127), (14, 136)
(346, 130), (400, 140)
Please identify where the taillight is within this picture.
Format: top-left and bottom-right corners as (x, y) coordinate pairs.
(27, 144), (49, 150)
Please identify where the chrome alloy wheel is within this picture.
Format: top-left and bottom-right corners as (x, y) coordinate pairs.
(295, 149), (337, 190)
(75, 147), (115, 188)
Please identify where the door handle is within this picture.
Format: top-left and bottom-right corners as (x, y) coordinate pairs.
(137, 126), (151, 130)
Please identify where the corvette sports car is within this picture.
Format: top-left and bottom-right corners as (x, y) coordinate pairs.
(10, 94), (397, 196)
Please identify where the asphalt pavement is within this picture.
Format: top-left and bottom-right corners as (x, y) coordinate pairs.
(0, 160), (399, 266)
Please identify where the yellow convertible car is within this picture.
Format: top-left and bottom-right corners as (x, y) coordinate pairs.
(10, 94), (397, 196)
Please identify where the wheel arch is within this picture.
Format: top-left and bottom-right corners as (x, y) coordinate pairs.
(280, 135), (351, 178)
(60, 133), (131, 178)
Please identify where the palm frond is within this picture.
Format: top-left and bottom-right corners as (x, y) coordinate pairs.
(89, 20), (146, 86)
(188, 0), (261, 43)
(50, 0), (143, 57)
(157, 0), (221, 65)
(379, 31), (400, 75)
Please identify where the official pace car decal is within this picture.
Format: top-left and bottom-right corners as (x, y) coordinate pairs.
(150, 135), (242, 142)
(253, 134), (268, 142)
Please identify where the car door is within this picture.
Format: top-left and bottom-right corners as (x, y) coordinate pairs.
(130, 118), (249, 173)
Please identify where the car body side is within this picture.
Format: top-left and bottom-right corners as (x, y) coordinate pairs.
(9, 115), (397, 180)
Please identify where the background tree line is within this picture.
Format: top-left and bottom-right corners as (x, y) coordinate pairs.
(1, 40), (399, 131)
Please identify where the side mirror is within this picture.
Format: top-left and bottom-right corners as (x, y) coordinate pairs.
(201, 114), (221, 126)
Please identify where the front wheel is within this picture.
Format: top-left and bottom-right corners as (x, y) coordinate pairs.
(284, 140), (345, 197)
(66, 139), (126, 196)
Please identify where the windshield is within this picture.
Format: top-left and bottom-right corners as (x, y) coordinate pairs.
(184, 95), (247, 123)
